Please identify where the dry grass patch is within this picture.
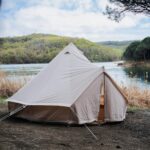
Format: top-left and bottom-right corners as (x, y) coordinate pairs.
(0, 71), (26, 97)
(122, 86), (150, 109)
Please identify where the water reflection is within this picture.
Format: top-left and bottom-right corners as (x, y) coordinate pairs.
(124, 66), (150, 83)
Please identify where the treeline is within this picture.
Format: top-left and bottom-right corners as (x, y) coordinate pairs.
(0, 34), (122, 64)
(99, 40), (132, 50)
(123, 37), (150, 61)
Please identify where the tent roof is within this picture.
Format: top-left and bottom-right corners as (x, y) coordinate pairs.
(8, 43), (103, 106)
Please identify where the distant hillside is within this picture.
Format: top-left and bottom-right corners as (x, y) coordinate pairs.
(0, 34), (122, 64)
(97, 41), (133, 50)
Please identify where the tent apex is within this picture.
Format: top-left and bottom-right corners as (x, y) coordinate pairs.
(67, 42), (77, 49)
(68, 42), (75, 45)
(64, 42), (85, 57)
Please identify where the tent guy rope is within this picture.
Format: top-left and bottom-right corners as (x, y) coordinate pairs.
(0, 105), (26, 122)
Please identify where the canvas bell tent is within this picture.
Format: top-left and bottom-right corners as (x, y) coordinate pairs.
(7, 43), (128, 124)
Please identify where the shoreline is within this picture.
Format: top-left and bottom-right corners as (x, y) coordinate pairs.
(118, 61), (150, 67)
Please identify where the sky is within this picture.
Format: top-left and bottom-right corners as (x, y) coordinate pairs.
(0, 0), (150, 42)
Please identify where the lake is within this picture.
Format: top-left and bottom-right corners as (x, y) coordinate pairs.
(0, 62), (150, 90)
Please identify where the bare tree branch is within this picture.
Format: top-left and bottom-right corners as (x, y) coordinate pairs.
(0, 0), (2, 8)
(105, 0), (150, 21)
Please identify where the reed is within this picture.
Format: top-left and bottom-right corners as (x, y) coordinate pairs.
(0, 71), (26, 97)
(122, 86), (150, 108)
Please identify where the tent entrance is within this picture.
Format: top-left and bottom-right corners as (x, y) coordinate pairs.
(98, 95), (105, 123)
(97, 78), (105, 123)
(97, 72), (128, 123)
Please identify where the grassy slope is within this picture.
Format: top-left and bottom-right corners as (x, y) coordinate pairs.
(0, 34), (122, 64)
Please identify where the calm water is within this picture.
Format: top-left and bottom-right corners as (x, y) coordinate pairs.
(0, 62), (150, 89)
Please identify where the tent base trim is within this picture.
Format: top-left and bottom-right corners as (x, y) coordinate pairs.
(8, 102), (78, 124)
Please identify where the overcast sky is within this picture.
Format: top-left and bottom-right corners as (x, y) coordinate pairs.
(0, 0), (150, 42)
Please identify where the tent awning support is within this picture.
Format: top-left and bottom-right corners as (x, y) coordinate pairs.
(84, 124), (98, 140)
(70, 108), (98, 140)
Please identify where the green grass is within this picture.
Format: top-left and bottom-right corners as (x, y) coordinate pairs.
(0, 97), (7, 104)
(127, 106), (150, 113)
(0, 33), (122, 64)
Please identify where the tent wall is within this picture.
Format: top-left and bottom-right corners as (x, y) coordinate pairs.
(8, 102), (77, 124)
(7, 44), (101, 107)
(71, 74), (104, 124)
(104, 74), (127, 122)
(8, 72), (128, 124)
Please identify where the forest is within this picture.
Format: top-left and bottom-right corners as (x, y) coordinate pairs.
(0, 34), (122, 64)
(123, 37), (150, 61)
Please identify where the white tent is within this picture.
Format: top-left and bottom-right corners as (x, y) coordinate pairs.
(7, 43), (127, 124)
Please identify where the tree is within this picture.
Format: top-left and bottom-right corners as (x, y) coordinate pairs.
(135, 37), (150, 61)
(123, 37), (150, 61)
(123, 41), (140, 60)
(105, 0), (150, 21)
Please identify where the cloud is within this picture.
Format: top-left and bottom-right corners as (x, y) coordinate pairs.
(139, 22), (150, 29)
(0, 0), (150, 41)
